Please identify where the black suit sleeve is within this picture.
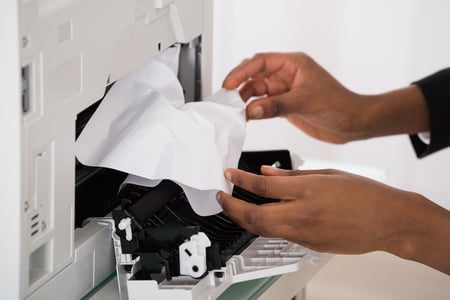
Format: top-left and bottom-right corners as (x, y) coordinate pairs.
(410, 68), (450, 158)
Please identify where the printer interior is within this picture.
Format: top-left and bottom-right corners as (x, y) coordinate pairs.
(75, 93), (294, 280)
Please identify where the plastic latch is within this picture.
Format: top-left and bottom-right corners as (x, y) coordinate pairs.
(118, 217), (132, 241)
(179, 232), (211, 278)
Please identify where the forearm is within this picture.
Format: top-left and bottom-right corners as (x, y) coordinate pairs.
(355, 85), (429, 140)
(383, 192), (450, 275)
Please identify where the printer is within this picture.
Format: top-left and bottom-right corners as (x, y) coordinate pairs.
(1, 1), (328, 299)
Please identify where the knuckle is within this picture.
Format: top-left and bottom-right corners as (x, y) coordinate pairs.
(245, 208), (264, 226)
(267, 98), (280, 117)
(294, 52), (315, 69)
(253, 176), (268, 197)
(298, 179), (314, 197)
(294, 51), (306, 58)
(289, 169), (303, 176)
(231, 172), (243, 187)
(299, 208), (322, 227)
(295, 51), (311, 62)
(253, 53), (266, 60)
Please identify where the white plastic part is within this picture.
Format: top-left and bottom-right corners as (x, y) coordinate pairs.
(27, 220), (116, 300)
(179, 232), (211, 278)
(224, 237), (325, 283)
(290, 152), (305, 169)
(112, 227), (327, 300)
(0, 2), (21, 299)
(118, 218), (133, 241)
(271, 161), (281, 168)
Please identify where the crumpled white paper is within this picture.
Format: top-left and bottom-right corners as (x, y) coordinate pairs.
(75, 47), (246, 216)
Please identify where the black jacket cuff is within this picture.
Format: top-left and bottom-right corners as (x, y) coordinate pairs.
(410, 68), (450, 158)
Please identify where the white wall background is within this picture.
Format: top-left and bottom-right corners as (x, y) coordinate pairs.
(211, 0), (450, 211)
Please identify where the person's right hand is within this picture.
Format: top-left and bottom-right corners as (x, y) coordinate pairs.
(223, 52), (429, 143)
(216, 165), (450, 275)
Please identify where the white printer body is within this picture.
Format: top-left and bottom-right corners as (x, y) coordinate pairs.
(0, 1), (327, 299)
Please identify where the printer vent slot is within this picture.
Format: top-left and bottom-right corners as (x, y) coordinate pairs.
(30, 213), (40, 237)
(21, 64), (32, 114)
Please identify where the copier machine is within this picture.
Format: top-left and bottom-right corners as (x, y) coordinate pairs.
(0, 1), (329, 299)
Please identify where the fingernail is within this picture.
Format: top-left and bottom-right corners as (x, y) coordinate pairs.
(216, 192), (223, 206)
(222, 78), (231, 89)
(261, 165), (277, 170)
(249, 106), (264, 119)
(224, 171), (232, 182)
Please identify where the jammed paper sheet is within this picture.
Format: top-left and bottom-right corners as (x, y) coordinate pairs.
(75, 49), (246, 216)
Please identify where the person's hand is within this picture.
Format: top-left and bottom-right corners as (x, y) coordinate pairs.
(223, 52), (366, 143)
(216, 166), (450, 274)
(217, 166), (406, 254)
(223, 52), (429, 142)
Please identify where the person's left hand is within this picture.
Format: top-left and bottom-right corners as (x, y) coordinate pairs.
(216, 165), (430, 255)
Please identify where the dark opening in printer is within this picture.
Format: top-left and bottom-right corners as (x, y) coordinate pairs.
(75, 135), (293, 281)
(109, 150), (293, 281)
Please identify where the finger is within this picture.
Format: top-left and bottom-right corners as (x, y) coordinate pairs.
(295, 168), (340, 176)
(223, 54), (268, 90)
(245, 89), (307, 120)
(223, 58), (250, 90)
(223, 53), (287, 90)
(239, 75), (290, 102)
(261, 165), (338, 177)
(238, 78), (270, 102)
(224, 168), (303, 199)
(216, 191), (299, 231)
